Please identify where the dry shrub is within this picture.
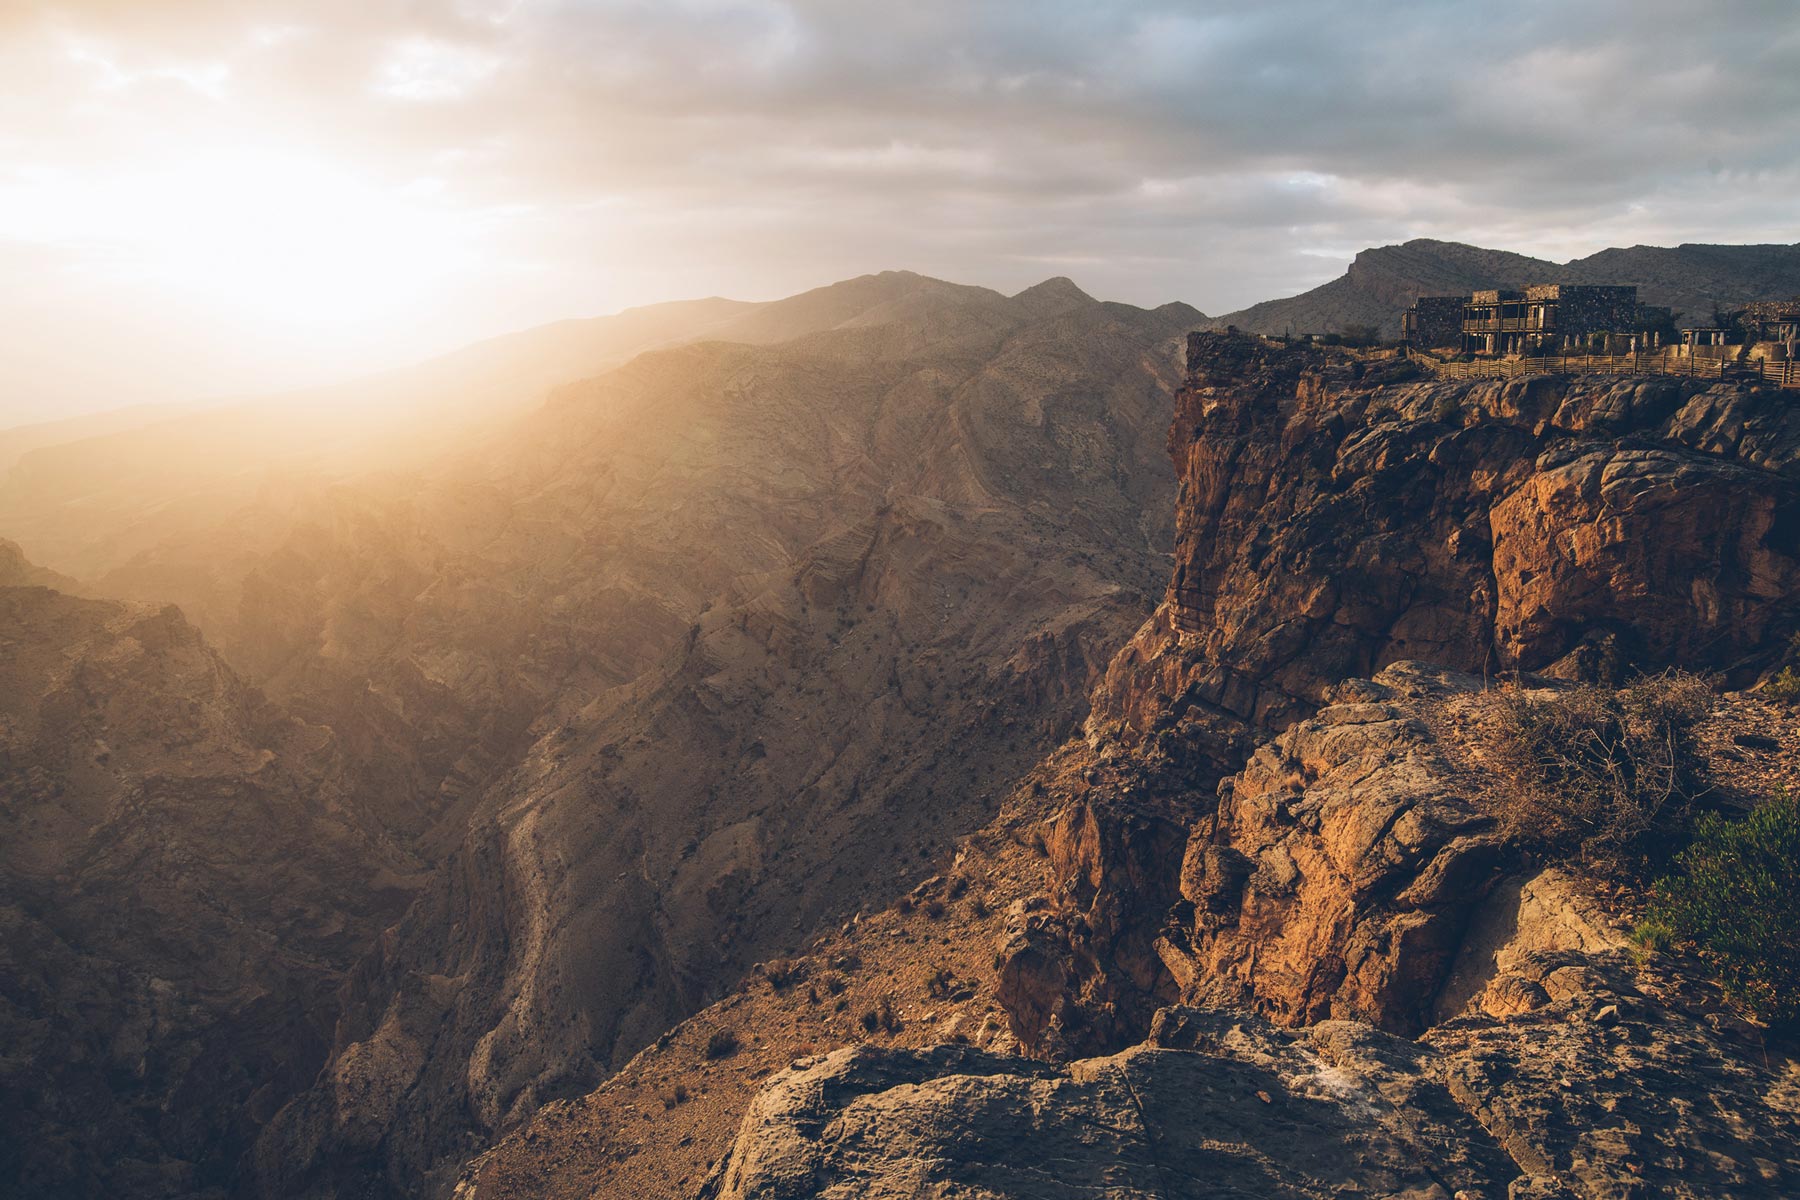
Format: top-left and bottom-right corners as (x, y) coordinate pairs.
(1489, 670), (1713, 870)
(761, 957), (804, 990)
(703, 1028), (740, 1059)
(858, 996), (901, 1034)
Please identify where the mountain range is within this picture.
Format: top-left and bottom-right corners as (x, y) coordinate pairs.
(4, 243), (1799, 1199)
(0, 270), (1199, 1194)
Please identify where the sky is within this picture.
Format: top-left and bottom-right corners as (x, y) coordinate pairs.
(2, 0), (1798, 426)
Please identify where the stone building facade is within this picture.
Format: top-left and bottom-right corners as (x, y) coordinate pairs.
(1403, 283), (1662, 354)
(1399, 296), (1464, 349)
(1739, 300), (1800, 343)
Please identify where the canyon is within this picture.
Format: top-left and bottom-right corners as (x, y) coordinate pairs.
(464, 334), (1800, 1198)
(4, 259), (1799, 1199)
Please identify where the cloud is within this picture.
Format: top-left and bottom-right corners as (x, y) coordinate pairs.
(2, 0), (1798, 421)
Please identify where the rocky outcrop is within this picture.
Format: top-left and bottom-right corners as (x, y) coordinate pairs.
(705, 984), (1799, 1199)
(697, 668), (1800, 1198)
(0, 582), (416, 1197)
(1097, 334), (1800, 743)
(1001, 661), (1601, 1055)
(698, 1029), (1515, 1200)
(1156, 663), (1504, 1034)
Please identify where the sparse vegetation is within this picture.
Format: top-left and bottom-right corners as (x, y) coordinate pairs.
(703, 1028), (741, 1059)
(1637, 791), (1800, 1030)
(1488, 670), (1713, 870)
(761, 957), (804, 990)
(1764, 666), (1800, 703)
(858, 996), (901, 1035)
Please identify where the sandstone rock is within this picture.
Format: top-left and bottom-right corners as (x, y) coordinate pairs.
(1433, 869), (1624, 1021)
(700, 1028), (1517, 1200)
(1156, 664), (1501, 1034)
(1094, 334), (1800, 743)
(704, 988), (1800, 1200)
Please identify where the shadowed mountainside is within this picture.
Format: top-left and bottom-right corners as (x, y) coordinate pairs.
(0, 576), (418, 1196)
(242, 277), (1202, 1196)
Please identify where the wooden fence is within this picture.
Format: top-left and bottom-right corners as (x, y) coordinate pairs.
(1416, 353), (1800, 390)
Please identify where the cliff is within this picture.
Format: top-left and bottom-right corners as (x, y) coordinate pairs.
(1097, 331), (1800, 743)
(463, 335), (1800, 1198)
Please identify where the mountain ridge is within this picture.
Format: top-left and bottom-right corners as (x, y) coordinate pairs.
(1207, 237), (1800, 337)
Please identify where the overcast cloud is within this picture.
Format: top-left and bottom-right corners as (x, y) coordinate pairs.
(3, 0), (1798, 422)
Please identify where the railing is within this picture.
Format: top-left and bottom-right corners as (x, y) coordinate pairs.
(1416, 353), (1800, 390)
(1463, 318), (1547, 333)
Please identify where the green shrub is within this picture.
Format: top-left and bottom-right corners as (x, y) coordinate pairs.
(1643, 791), (1800, 1029)
(1489, 671), (1713, 870)
(1765, 666), (1800, 703)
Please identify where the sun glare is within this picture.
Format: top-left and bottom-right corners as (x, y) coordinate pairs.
(3, 149), (475, 337)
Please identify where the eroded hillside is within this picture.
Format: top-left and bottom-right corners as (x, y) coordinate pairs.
(3, 275), (1205, 1199)
(114, 277), (1193, 1196)
(465, 334), (1800, 1198)
(0, 572), (418, 1195)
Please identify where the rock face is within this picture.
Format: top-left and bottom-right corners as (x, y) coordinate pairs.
(1097, 333), (1800, 742)
(0, 581), (415, 1197)
(1156, 663), (1503, 1035)
(699, 1030), (1514, 1200)
(699, 674), (1800, 1200)
(706, 987), (1799, 1199)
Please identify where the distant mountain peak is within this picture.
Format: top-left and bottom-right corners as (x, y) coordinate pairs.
(1010, 276), (1095, 315)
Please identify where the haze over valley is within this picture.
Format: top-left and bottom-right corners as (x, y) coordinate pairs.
(5, 3), (1800, 1198)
